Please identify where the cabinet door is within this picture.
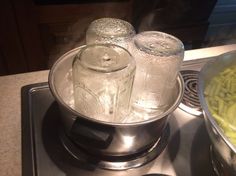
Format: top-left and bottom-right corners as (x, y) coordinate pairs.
(0, 50), (8, 76)
(12, 0), (47, 71)
(0, 0), (28, 75)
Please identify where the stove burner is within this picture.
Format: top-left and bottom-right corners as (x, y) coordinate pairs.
(60, 125), (170, 170)
(179, 70), (202, 116)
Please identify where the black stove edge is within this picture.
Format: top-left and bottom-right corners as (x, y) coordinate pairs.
(21, 82), (49, 176)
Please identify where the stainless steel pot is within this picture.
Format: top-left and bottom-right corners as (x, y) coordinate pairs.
(198, 51), (236, 175)
(48, 46), (184, 157)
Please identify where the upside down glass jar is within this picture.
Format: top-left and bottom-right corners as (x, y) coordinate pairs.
(86, 18), (136, 49)
(128, 31), (184, 119)
(72, 43), (136, 123)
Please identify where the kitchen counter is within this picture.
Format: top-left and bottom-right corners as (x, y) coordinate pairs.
(0, 70), (49, 175)
(0, 44), (236, 176)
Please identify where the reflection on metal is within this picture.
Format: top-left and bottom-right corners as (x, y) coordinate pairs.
(210, 145), (225, 176)
(122, 135), (135, 148)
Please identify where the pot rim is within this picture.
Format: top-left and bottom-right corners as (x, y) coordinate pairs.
(198, 50), (236, 153)
(48, 45), (184, 127)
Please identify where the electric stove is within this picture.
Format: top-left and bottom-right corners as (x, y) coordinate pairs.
(22, 56), (218, 176)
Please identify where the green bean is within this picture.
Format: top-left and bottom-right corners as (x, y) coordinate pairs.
(205, 65), (236, 146)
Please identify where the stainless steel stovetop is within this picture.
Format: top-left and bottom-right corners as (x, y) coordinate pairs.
(21, 56), (218, 176)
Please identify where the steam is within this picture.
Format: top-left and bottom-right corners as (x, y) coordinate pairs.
(47, 2), (132, 67)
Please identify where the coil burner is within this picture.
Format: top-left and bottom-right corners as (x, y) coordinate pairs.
(179, 70), (202, 116)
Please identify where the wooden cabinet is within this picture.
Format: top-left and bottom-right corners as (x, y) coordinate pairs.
(1, 0), (132, 75)
(2, 0), (235, 76)
(0, 0), (28, 75)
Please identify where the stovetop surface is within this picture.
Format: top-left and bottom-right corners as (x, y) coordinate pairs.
(21, 57), (217, 176)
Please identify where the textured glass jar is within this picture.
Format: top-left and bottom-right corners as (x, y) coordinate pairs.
(128, 31), (184, 118)
(86, 18), (136, 49)
(72, 44), (136, 123)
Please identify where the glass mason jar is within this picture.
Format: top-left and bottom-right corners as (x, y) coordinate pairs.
(128, 31), (184, 118)
(86, 18), (136, 49)
(72, 44), (136, 123)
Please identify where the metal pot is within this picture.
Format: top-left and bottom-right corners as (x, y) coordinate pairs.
(198, 51), (236, 175)
(48, 46), (184, 157)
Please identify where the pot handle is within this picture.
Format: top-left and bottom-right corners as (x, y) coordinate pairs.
(69, 117), (114, 149)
